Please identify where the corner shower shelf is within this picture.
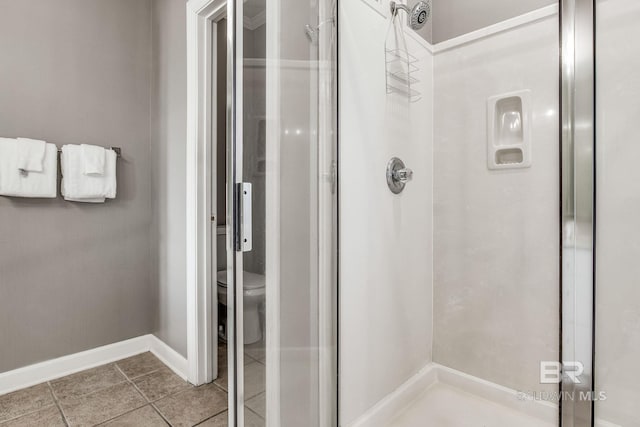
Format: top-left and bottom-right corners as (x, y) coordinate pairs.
(387, 68), (419, 85)
(385, 13), (421, 102)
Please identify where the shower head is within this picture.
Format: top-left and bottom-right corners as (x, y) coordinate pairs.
(390, 1), (431, 31)
(409, 1), (430, 30)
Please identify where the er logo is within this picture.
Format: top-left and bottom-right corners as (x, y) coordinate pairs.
(540, 361), (584, 384)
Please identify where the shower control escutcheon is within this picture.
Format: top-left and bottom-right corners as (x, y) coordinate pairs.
(386, 157), (413, 194)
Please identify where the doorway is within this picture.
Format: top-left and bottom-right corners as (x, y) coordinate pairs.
(187, 0), (338, 425)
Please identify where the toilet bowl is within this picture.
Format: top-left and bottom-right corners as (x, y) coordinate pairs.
(217, 270), (265, 345)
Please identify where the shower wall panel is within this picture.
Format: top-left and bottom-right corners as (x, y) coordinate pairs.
(433, 14), (560, 394)
(432, 0), (557, 43)
(339, 0), (434, 424)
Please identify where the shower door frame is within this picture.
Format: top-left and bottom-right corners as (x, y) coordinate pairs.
(186, 0), (340, 424)
(560, 0), (595, 425)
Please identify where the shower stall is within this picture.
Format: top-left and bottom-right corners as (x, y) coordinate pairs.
(338, 0), (640, 426)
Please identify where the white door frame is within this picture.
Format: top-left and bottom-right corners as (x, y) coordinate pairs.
(186, 0), (226, 386)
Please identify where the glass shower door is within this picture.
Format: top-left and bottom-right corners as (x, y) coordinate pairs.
(227, 0), (337, 425)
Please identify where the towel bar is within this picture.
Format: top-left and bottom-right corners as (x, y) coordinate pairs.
(57, 147), (122, 158)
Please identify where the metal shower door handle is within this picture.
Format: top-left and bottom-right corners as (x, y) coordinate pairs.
(236, 182), (253, 252)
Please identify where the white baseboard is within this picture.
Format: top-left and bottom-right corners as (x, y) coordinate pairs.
(346, 364), (438, 427)
(0, 334), (188, 395)
(149, 335), (188, 381)
(347, 363), (557, 427)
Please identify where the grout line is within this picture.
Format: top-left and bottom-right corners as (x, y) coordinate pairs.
(247, 406), (265, 421)
(119, 368), (164, 381)
(114, 364), (150, 404)
(48, 363), (130, 402)
(149, 402), (174, 427)
(211, 379), (229, 394)
(244, 350), (259, 363)
(0, 404), (61, 425)
(115, 358), (164, 382)
(0, 384), (64, 426)
(93, 403), (153, 426)
(245, 391), (266, 420)
(2, 355), (191, 427)
(47, 382), (70, 427)
(192, 407), (229, 426)
(50, 377), (145, 427)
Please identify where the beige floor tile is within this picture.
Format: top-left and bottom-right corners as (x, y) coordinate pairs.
(243, 362), (265, 400)
(116, 353), (165, 379)
(100, 405), (168, 426)
(0, 383), (55, 423)
(245, 393), (265, 418)
(154, 383), (227, 427)
(213, 369), (228, 392)
(60, 382), (146, 426)
(133, 368), (191, 402)
(0, 405), (65, 427)
(213, 352), (257, 392)
(198, 411), (227, 427)
(244, 410), (264, 427)
(244, 341), (265, 365)
(50, 364), (126, 402)
(197, 410), (263, 427)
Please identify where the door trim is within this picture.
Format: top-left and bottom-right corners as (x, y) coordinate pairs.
(186, 0), (227, 386)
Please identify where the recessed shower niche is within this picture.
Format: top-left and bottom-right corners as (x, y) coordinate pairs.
(487, 90), (532, 170)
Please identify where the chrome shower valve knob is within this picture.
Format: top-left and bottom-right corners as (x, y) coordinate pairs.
(393, 167), (413, 183)
(387, 157), (413, 194)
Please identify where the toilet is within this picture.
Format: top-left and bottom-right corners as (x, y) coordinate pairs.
(217, 270), (266, 345)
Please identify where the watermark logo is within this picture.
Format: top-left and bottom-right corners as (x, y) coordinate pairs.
(517, 390), (607, 402)
(540, 361), (584, 384)
(517, 361), (608, 402)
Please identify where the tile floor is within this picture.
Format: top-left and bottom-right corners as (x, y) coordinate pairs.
(0, 341), (265, 427)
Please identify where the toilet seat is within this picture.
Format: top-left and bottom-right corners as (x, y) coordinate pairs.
(216, 270), (265, 290)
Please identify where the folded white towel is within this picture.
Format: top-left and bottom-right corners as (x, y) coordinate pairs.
(64, 197), (106, 203)
(0, 138), (57, 198)
(16, 137), (46, 172)
(81, 144), (106, 176)
(61, 144), (116, 202)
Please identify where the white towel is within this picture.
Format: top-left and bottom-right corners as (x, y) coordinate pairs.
(64, 197), (106, 203)
(16, 137), (46, 172)
(61, 144), (116, 202)
(0, 138), (57, 198)
(81, 144), (106, 176)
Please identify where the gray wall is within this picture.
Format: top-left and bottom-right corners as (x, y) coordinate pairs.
(0, 0), (155, 372)
(151, 0), (188, 357)
(432, 0), (556, 43)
